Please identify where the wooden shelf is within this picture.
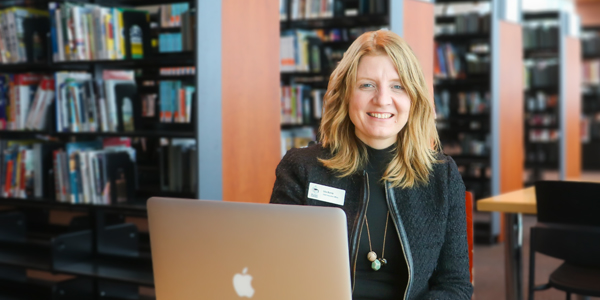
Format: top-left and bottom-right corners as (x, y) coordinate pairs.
(51, 52), (194, 68)
(525, 162), (559, 169)
(434, 33), (489, 42)
(449, 155), (490, 162)
(281, 14), (389, 30)
(434, 78), (490, 88)
(57, 254), (154, 286)
(523, 11), (560, 21)
(435, 0), (491, 3)
(435, 16), (456, 24)
(582, 53), (600, 60)
(525, 125), (559, 129)
(461, 176), (491, 183)
(525, 86), (559, 93)
(321, 41), (352, 47)
(525, 48), (559, 58)
(0, 130), (195, 138)
(0, 197), (148, 214)
(437, 128), (489, 134)
(53, 130), (196, 138)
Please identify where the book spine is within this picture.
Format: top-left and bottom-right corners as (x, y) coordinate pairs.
(53, 149), (62, 201)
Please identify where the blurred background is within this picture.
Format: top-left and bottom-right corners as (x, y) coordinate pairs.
(0, 0), (598, 299)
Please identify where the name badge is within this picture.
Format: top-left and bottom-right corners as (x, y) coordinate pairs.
(307, 183), (345, 206)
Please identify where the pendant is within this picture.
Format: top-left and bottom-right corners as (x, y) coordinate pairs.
(367, 251), (377, 262)
(379, 258), (387, 266)
(371, 259), (381, 271)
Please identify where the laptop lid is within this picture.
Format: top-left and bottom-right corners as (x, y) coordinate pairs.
(147, 198), (352, 300)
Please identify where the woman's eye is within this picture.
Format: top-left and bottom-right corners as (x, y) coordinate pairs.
(360, 83), (374, 88)
(393, 84), (403, 90)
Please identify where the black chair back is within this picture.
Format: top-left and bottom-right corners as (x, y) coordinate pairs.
(533, 181), (600, 267)
(535, 181), (600, 227)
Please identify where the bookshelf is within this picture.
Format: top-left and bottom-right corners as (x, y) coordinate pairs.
(523, 11), (582, 182)
(522, 12), (561, 184)
(0, 1), (281, 300)
(434, 0), (524, 245)
(581, 26), (600, 170)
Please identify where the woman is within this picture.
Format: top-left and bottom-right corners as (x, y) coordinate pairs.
(270, 30), (472, 300)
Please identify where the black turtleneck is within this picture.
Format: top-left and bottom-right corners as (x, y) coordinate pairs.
(353, 144), (409, 300)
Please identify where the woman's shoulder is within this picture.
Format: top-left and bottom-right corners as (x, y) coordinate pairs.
(281, 143), (330, 165)
(430, 152), (460, 179)
(278, 143), (332, 175)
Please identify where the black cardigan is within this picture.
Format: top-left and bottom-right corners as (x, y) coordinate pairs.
(269, 144), (473, 300)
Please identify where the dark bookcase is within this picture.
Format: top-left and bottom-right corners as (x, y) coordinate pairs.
(581, 26), (600, 170)
(0, 0), (199, 298)
(522, 12), (561, 185)
(434, 0), (496, 244)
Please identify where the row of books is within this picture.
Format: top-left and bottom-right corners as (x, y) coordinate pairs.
(1, 140), (56, 199)
(53, 139), (136, 204)
(526, 144), (558, 165)
(524, 59), (559, 89)
(280, 26), (382, 73)
(158, 33), (184, 53)
(0, 73), (55, 130)
(465, 53), (490, 74)
(0, 138), (135, 204)
(583, 60), (600, 86)
(457, 91), (490, 115)
(529, 129), (559, 143)
(527, 113), (557, 127)
(582, 30), (600, 57)
(313, 26), (381, 43)
(434, 90), (490, 121)
(525, 92), (558, 112)
(582, 113), (600, 143)
(280, 127), (315, 157)
(435, 13), (490, 35)
(281, 29), (322, 73)
(456, 163), (491, 180)
(523, 24), (559, 50)
(282, 0), (335, 21)
(55, 70), (137, 133)
(0, 7), (49, 64)
(157, 3), (190, 28)
(158, 138), (196, 193)
(280, 0), (386, 21)
(158, 66), (196, 76)
(49, 2), (150, 62)
(442, 133), (490, 156)
(158, 80), (195, 123)
(2, 69), (195, 132)
(434, 42), (464, 80)
(281, 84), (324, 125)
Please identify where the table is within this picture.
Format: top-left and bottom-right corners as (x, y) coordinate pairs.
(477, 187), (536, 300)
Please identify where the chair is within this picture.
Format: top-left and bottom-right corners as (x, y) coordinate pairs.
(465, 191), (474, 285)
(528, 181), (600, 300)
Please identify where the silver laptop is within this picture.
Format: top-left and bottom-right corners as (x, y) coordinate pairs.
(147, 197), (352, 300)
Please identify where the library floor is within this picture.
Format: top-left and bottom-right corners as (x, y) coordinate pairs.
(472, 172), (600, 300)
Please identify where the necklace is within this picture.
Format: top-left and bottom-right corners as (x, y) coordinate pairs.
(365, 211), (390, 271)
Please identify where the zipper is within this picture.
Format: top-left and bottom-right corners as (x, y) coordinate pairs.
(384, 182), (412, 300)
(352, 171), (370, 294)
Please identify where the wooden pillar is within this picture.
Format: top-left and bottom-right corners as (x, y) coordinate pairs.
(564, 37), (582, 180)
(222, 0), (281, 203)
(402, 0), (434, 101)
(498, 21), (524, 194)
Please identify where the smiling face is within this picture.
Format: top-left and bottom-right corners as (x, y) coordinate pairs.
(348, 54), (411, 149)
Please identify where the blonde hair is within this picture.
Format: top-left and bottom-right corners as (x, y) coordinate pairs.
(318, 30), (441, 188)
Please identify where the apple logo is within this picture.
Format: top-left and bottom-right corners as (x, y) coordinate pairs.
(233, 267), (255, 298)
